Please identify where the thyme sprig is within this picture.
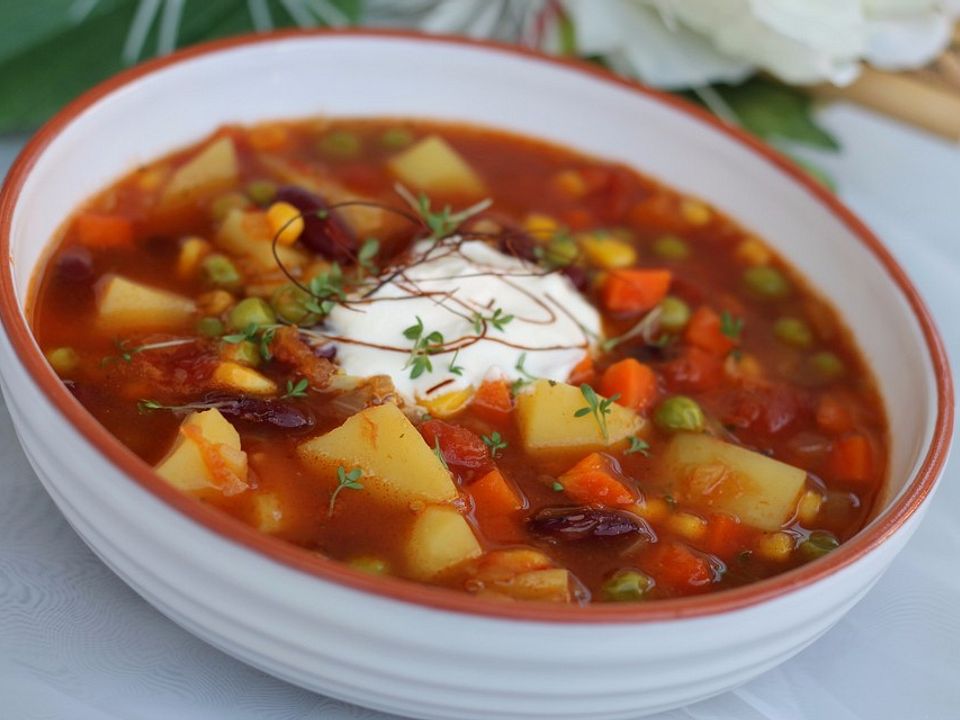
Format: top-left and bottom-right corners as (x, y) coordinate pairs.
(481, 431), (508, 458)
(281, 378), (309, 399)
(626, 436), (651, 456)
(222, 322), (279, 362)
(470, 307), (514, 334)
(720, 310), (744, 341)
(394, 183), (492, 242)
(328, 466), (364, 517)
(402, 315), (445, 379)
(104, 337), (196, 365)
(574, 384), (620, 442)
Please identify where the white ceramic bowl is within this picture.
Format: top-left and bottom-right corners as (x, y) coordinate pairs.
(0, 31), (952, 720)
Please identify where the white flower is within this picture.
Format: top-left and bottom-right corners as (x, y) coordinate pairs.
(565, 0), (960, 87)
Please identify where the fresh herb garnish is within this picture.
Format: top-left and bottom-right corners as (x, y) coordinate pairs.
(221, 322), (259, 345)
(720, 310), (744, 341)
(625, 436), (651, 456)
(222, 322), (277, 362)
(573, 384), (620, 442)
(281, 377), (309, 399)
(328, 466), (364, 517)
(394, 183), (492, 242)
(357, 237), (380, 274)
(304, 263), (346, 316)
(471, 307), (514, 334)
(105, 337), (195, 364)
(481, 431), (508, 458)
(510, 352), (538, 394)
(447, 348), (464, 376)
(433, 438), (449, 471)
(552, 481), (564, 492)
(403, 315), (445, 379)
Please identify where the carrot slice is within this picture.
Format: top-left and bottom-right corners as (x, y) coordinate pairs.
(557, 452), (635, 506)
(599, 358), (657, 412)
(470, 468), (524, 542)
(816, 395), (854, 435)
(646, 542), (716, 592)
(827, 434), (873, 485)
(72, 213), (134, 248)
(601, 269), (672, 314)
(472, 379), (514, 425)
(684, 306), (735, 356)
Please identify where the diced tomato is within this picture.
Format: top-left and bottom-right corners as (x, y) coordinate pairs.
(470, 468), (525, 542)
(72, 213), (134, 248)
(645, 542), (717, 593)
(816, 395), (854, 435)
(471, 379), (514, 425)
(568, 354), (596, 386)
(827, 434), (873, 486)
(557, 453), (635, 506)
(662, 346), (724, 393)
(722, 384), (805, 436)
(684, 306), (735, 356)
(601, 269), (672, 314)
(419, 420), (492, 478)
(599, 358), (657, 412)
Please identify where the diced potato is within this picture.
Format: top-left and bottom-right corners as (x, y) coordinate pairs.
(162, 137), (238, 202)
(298, 403), (458, 506)
(463, 548), (573, 603)
(516, 380), (644, 460)
(176, 236), (211, 278)
(405, 505), (482, 580)
(419, 387), (473, 419)
(212, 362), (278, 396)
(481, 568), (573, 603)
(155, 409), (248, 495)
(96, 274), (195, 332)
(252, 492), (285, 533)
(659, 434), (806, 531)
(216, 208), (308, 271)
(388, 135), (485, 198)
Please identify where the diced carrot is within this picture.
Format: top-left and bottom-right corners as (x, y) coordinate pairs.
(700, 513), (748, 560)
(568, 354), (595, 386)
(470, 468), (524, 543)
(601, 269), (672, 314)
(599, 358), (657, 412)
(827, 434), (873, 485)
(471, 379), (513, 425)
(646, 542), (715, 592)
(816, 395), (854, 435)
(557, 453), (635, 506)
(72, 213), (134, 248)
(685, 306), (735, 356)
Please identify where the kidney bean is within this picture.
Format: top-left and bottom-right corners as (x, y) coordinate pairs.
(528, 506), (654, 542)
(55, 246), (94, 283)
(274, 185), (356, 262)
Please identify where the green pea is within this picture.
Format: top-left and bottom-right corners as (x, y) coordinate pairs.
(229, 297), (276, 330)
(773, 317), (813, 348)
(221, 339), (260, 367)
(245, 179), (277, 206)
(348, 556), (389, 575)
(601, 569), (654, 602)
(201, 254), (242, 291)
(46, 347), (80, 375)
(544, 235), (578, 267)
(809, 351), (845, 382)
(654, 395), (705, 433)
(743, 266), (791, 299)
(652, 235), (690, 260)
(380, 127), (414, 150)
(318, 130), (361, 159)
(196, 317), (224, 338)
(210, 191), (250, 221)
(271, 283), (319, 325)
(799, 530), (839, 560)
(658, 296), (691, 332)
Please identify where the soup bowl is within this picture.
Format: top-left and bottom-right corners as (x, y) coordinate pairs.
(0, 30), (952, 720)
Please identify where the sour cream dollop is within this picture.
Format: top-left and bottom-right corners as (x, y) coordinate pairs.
(326, 240), (601, 401)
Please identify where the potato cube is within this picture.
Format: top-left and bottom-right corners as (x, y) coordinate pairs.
(252, 492), (286, 533)
(516, 380), (644, 460)
(388, 135), (485, 197)
(212, 362), (278, 396)
(216, 209), (308, 271)
(659, 433), (806, 531)
(405, 505), (481, 580)
(155, 409), (248, 495)
(96, 274), (195, 332)
(163, 137), (238, 202)
(298, 403), (457, 506)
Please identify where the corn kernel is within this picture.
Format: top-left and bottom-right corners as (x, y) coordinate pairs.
(420, 387), (474, 419)
(797, 490), (823, 524)
(176, 236), (211, 278)
(253, 492), (285, 533)
(756, 531), (795, 562)
(522, 213), (560, 238)
(46, 347), (80, 375)
(552, 170), (587, 198)
(197, 289), (235, 316)
(666, 511), (708, 541)
(578, 233), (637, 269)
(632, 498), (669, 524)
(212, 362), (277, 396)
(680, 198), (712, 226)
(735, 237), (772, 266)
(267, 201), (305, 246)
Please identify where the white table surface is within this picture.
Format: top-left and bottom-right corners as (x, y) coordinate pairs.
(1, 102), (958, 720)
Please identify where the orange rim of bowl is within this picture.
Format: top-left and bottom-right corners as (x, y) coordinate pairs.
(0, 29), (953, 624)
